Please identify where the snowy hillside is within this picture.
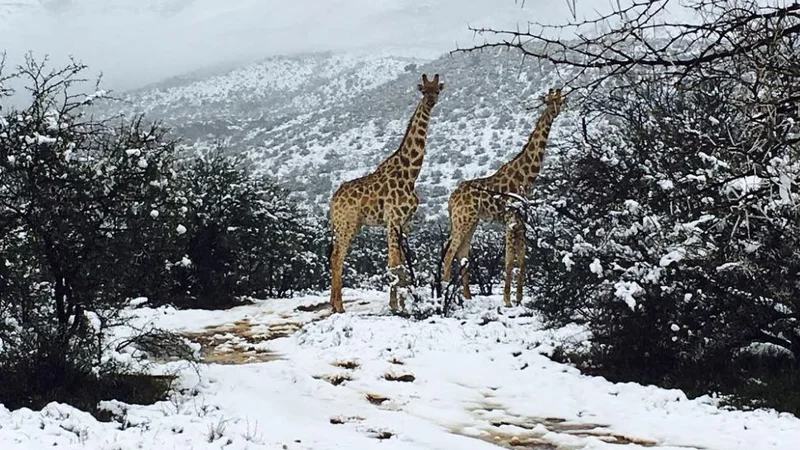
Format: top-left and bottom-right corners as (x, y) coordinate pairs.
(113, 50), (583, 217)
(117, 52), (425, 123)
(3, 291), (798, 450)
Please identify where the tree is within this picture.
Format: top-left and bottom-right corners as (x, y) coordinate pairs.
(459, 0), (800, 91)
(0, 55), (183, 409)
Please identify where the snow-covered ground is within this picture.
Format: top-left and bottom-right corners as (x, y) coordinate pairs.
(2, 289), (799, 450)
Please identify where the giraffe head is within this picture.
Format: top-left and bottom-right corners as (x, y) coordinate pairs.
(540, 88), (565, 115)
(417, 73), (444, 107)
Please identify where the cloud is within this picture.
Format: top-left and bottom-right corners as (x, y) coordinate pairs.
(1, 0), (696, 93)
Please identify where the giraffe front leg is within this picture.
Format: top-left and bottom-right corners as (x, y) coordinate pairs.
(387, 224), (406, 313)
(455, 241), (473, 300)
(330, 218), (359, 314)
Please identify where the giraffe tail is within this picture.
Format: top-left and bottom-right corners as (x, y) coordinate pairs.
(326, 224), (335, 266)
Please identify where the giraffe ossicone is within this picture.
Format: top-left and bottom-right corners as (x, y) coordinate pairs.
(441, 88), (565, 307)
(328, 73), (445, 314)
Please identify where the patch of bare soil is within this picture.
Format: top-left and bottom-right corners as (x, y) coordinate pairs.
(449, 398), (666, 449)
(314, 373), (353, 386)
(330, 416), (364, 425)
(296, 301), (331, 313)
(366, 429), (394, 440)
(490, 417), (658, 447)
(384, 372), (416, 382)
(181, 318), (303, 365)
(365, 393), (390, 405)
(332, 360), (360, 370)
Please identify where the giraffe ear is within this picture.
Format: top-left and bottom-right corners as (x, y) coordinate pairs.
(433, 74), (440, 83)
(422, 73), (429, 83)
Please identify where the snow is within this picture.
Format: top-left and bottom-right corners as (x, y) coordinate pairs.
(176, 224), (187, 234)
(723, 176), (763, 197)
(659, 249), (686, 267)
(589, 258), (603, 277)
(4, 289), (797, 450)
(128, 297), (149, 307)
(614, 281), (642, 310)
(657, 179), (675, 190)
(624, 199), (641, 212)
(561, 252), (575, 271)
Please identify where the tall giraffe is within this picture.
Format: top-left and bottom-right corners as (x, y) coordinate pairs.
(329, 73), (445, 314)
(441, 88), (564, 307)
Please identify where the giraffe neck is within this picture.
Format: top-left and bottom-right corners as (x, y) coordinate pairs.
(378, 97), (435, 182)
(496, 105), (557, 189)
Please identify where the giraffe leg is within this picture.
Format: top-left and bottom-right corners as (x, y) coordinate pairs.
(398, 222), (412, 312)
(503, 216), (521, 308)
(387, 222), (406, 313)
(330, 216), (360, 314)
(514, 226), (526, 306)
(441, 237), (461, 293)
(441, 215), (477, 296)
(455, 222), (478, 299)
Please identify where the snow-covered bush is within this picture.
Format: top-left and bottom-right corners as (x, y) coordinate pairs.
(526, 53), (800, 388)
(169, 148), (327, 307)
(0, 57), (182, 410)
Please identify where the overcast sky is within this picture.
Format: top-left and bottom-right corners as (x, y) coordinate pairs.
(0, 0), (688, 93)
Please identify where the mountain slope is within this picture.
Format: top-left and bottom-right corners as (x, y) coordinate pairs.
(115, 50), (583, 217)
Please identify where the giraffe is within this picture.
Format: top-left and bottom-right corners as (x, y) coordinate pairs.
(441, 88), (565, 307)
(329, 73), (445, 314)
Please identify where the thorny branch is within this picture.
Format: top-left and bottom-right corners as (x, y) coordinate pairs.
(454, 0), (800, 90)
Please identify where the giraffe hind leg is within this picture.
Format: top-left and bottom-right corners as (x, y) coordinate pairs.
(503, 216), (522, 308)
(387, 222), (407, 313)
(514, 227), (526, 305)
